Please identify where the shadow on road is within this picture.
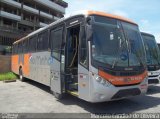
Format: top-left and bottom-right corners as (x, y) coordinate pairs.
(24, 79), (160, 113)
(58, 95), (160, 113)
(24, 79), (51, 93)
(147, 85), (160, 95)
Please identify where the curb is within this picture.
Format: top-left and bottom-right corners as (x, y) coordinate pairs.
(3, 79), (17, 83)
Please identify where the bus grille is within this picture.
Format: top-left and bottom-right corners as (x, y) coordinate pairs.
(111, 88), (141, 99)
(148, 79), (159, 84)
(101, 68), (144, 76)
(148, 66), (160, 71)
(148, 75), (159, 78)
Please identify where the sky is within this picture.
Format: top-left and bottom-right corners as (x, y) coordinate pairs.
(65, 0), (160, 43)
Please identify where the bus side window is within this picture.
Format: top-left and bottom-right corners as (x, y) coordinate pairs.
(29, 36), (37, 52)
(18, 43), (21, 54)
(37, 31), (48, 51)
(22, 41), (25, 53)
(23, 39), (28, 53)
(20, 42), (23, 54)
(12, 45), (14, 54)
(28, 38), (31, 52)
(50, 28), (63, 60)
(14, 44), (17, 54)
(80, 26), (88, 68)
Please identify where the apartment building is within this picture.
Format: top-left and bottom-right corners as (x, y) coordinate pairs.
(0, 0), (68, 48)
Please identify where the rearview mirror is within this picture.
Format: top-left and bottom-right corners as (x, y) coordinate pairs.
(110, 32), (114, 40)
(86, 17), (91, 25)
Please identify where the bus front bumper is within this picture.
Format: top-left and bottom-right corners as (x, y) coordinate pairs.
(148, 71), (160, 86)
(89, 78), (148, 103)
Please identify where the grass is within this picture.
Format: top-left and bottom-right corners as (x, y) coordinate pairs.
(0, 72), (17, 81)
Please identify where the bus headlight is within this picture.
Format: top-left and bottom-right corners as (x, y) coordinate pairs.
(95, 75), (111, 87)
(95, 76), (102, 82)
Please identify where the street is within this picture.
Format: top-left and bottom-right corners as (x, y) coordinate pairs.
(0, 80), (160, 113)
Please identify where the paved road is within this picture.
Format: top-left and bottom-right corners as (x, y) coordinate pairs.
(0, 80), (160, 113)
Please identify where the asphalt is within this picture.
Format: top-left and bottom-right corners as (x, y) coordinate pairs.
(0, 79), (160, 114)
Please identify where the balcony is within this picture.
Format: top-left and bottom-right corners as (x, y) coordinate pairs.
(1, 0), (21, 9)
(40, 11), (53, 19)
(0, 10), (21, 21)
(54, 0), (68, 8)
(40, 22), (48, 27)
(23, 5), (39, 15)
(0, 25), (26, 41)
(54, 16), (60, 21)
(34, 0), (65, 14)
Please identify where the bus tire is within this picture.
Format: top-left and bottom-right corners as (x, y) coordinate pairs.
(53, 92), (63, 100)
(19, 68), (25, 82)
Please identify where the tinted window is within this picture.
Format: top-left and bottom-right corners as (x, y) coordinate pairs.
(23, 39), (28, 53)
(37, 31), (49, 51)
(29, 36), (37, 52)
(80, 26), (88, 68)
(12, 45), (15, 54)
(14, 44), (18, 54)
(18, 42), (23, 54)
(50, 28), (63, 60)
(94, 15), (117, 25)
(142, 35), (160, 65)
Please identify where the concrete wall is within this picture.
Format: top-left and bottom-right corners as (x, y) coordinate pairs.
(0, 55), (11, 73)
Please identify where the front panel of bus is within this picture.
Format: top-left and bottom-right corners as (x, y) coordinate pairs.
(142, 33), (160, 85)
(83, 15), (148, 102)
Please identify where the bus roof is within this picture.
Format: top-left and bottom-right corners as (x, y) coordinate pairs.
(13, 10), (137, 44)
(86, 11), (137, 25)
(141, 32), (155, 38)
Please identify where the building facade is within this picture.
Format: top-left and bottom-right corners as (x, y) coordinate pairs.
(0, 0), (68, 48)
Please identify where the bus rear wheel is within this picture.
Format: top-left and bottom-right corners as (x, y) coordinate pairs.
(19, 68), (25, 82)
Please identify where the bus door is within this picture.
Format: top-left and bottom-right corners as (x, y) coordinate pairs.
(65, 17), (90, 100)
(50, 24), (65, 97)
(64, 17), (86, 96)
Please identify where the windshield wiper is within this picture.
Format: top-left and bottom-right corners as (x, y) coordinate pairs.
(135, 52), (145, 67)
(124, 30), (145, 68)
(111, 37), (127, 68)
(111, 24), (129, 69)
(151, 49), (160, 65)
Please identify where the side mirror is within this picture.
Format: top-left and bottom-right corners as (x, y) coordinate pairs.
(86, 17), (91, 25)
(86, 25), (93, 41)
(110, 32), (114, 40)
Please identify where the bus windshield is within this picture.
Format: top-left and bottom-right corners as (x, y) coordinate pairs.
(91, 16), (146, 70)
(142, 34), (160, 65)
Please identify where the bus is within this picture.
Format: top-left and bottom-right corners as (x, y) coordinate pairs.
(141, 32), (160, 85)
(12, 11), (148, 103)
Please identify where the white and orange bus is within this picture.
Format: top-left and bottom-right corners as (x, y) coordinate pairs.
(12, 11), (148, 102)
(141, 32), (160, 85)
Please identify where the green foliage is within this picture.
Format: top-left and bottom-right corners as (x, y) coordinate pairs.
(0, 72), (17, 81)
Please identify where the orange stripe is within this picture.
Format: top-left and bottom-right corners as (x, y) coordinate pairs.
(11, 55), (19, 73)
(98, 70), (148, 86)
(11, 54), (30, 76)
(87, 11), (137, 25)
(23, 54), (30, 76)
